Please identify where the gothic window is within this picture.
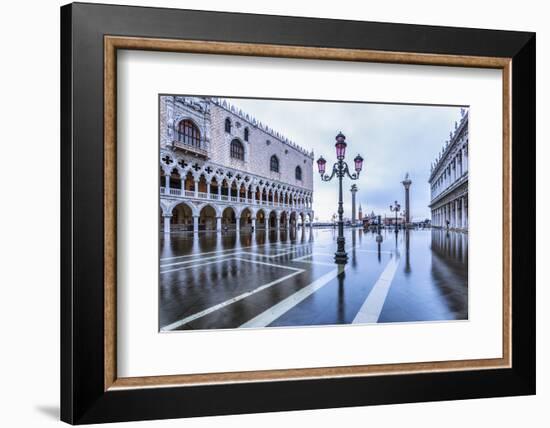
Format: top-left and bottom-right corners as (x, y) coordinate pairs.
(230, 139), (244, 161)
(295, 165), (302, 180)
(225, 118), (232, 133)
(177, 119), (201, 147)
(270, 155), (279, 173)
(244, 127), (249, 141)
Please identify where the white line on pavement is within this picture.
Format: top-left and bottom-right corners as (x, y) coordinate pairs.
(239, 248), (309, 259)
(160, 242), (296, 261)
(160, 258), (237, 274)
(352, 253), (400, 324)
(160, 253), (237, 268)
(160, 244), (311, 268)
(293, 260), (338, 267)
(160, 268), (305, 331)
(353, 249), (393, 255)
(239, 265), (348, 329)
(160, 256), (303, 275)
(232, 257), (303, 271)
(292, 252), (333, 261)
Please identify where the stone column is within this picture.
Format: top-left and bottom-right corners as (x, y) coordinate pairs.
(216, 216), (222, 232)
(454, 200), (459, 228)
(165, 174), (170, 192)
(453, 159), (457, 182)
(235, 218), (240, 233)
(275, 214), (281, 231)
(163, 214), (171, 234)
(193, 215), (199, 233)
(285, 217), (290, 230)
(464, 199), (468, 228)
(194, 180), (199, 198)
(402, 173), (412, 226)
(251, 217), (257, 232)
(350, 184), (358, 225)
(217, 184), (222, 199)
(459, 197), (463, 228)
(206, 183), (211, 199)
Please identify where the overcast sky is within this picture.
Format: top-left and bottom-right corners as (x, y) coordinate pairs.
(221, 97), (464, 222)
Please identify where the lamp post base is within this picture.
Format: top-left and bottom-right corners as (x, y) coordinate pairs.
(334, 251), (348, 265)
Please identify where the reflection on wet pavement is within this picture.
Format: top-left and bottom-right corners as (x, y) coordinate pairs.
(159, 227), (468, 331)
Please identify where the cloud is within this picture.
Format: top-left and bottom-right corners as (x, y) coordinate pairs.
(223, 97), (463, 222)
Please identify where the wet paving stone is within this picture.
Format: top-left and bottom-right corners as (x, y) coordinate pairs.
(159, 227), (468, 331)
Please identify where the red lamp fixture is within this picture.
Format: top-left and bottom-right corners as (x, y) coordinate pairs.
(335, 131), (347, 160)
(354, 154), (364, 173)
(316, 156), (327, 175)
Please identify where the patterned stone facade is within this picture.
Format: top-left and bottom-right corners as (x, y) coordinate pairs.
(429, 109), (469, 231)
(159, 96), (314, 232)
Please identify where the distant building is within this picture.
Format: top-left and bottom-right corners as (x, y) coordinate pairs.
(429, 109), (469, 231)
(159, 96), (315, 233)
(384, 216), (405, 226)
(362, 211), (378, 228)
(358, 204), (363, 221)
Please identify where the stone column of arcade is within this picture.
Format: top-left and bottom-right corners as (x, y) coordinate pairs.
(275, 214), (281, 231)
(163, 214), (172, 234)
(193, 215), (199, 233)
(216, 216), (222, 232)
(251, 216), (257, 232)
(460, 197), (466, 229)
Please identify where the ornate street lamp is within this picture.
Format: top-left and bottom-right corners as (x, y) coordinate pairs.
(390, 200), (401, 233)
(317, 132), (364, 264)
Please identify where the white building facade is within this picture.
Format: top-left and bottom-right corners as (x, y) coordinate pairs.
(159, 96), (314, 233)
(429, 109), (469, 231)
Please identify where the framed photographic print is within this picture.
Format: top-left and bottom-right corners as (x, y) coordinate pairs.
(61, 2), (536, 424)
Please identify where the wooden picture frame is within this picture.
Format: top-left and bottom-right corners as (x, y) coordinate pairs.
(61, 2), (535, 424)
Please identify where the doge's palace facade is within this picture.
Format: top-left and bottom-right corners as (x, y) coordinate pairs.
(429, 109), (469, 231)
(159, 96), (314, 233)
